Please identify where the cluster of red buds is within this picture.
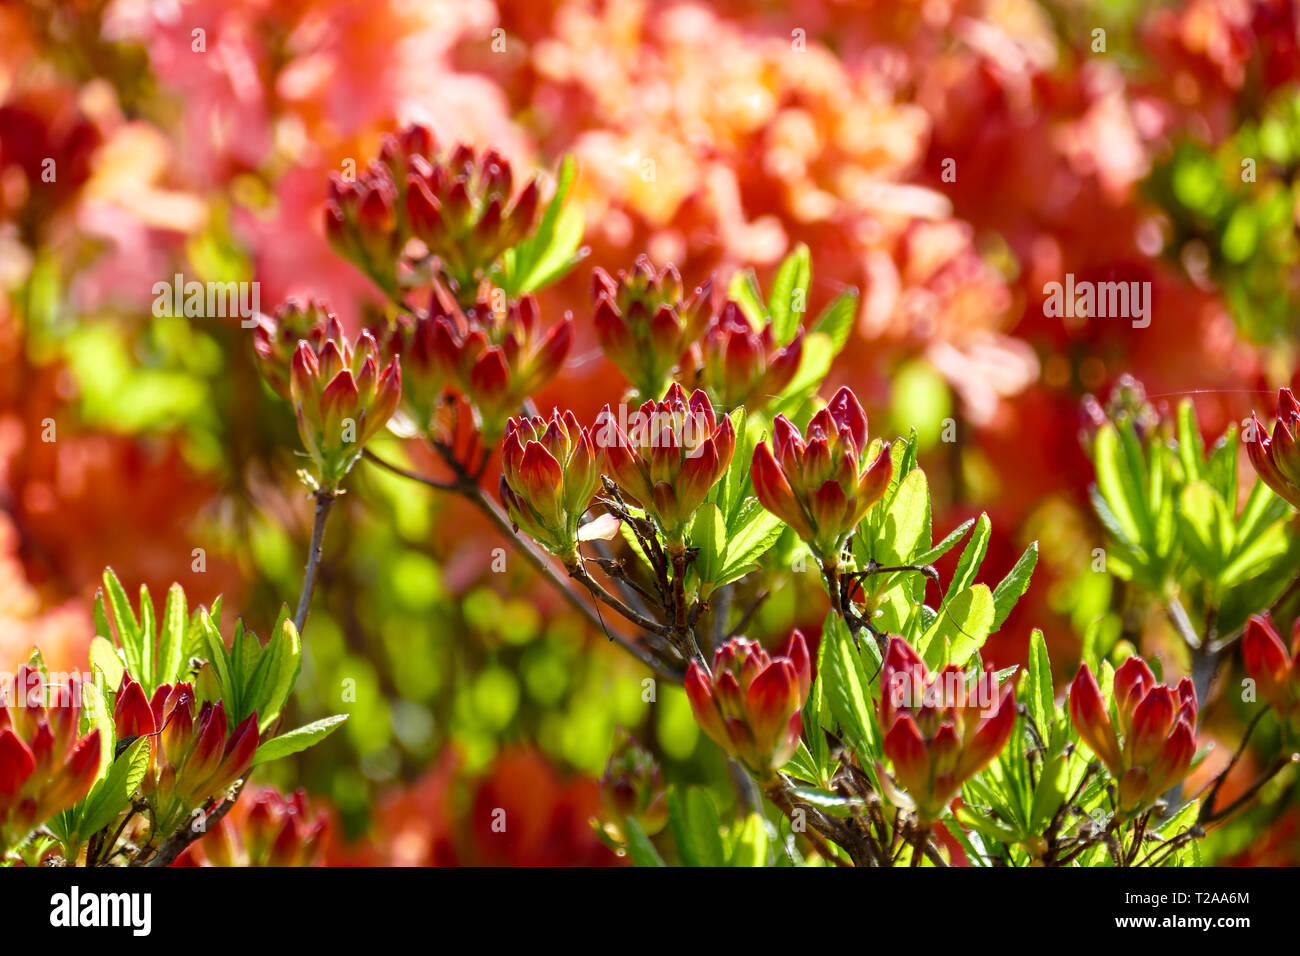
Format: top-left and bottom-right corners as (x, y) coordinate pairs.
(1068, 659), (1197, 816)
(1247, 387), (1300, 509)
(877, 638), (1016, 824)
(114, 677), (259, 834)
(199, 787), (327, 867)
(696, 301), (803, 411)
(289, 321), (401, 489)
(597, 729), (668, 845)
(684, 632), (811, 779)
(592, 257), (712, 400)
(499, 410), (601, 565)
(324, 158), (404, 293)
(0, 666), (102, 852)
(1242, 613), (1300, 722)
(389, 290), (570, 445)
(751, 386), (893, 565)
(595, 384), (735, 544)
(252, 299), (337, 400)
(402, 138), (539, 293)
(325, 124), (541, 296)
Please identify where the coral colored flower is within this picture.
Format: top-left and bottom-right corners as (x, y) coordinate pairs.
(592, 256), (712, 399)
(1247, 388), (1300, 509)
(1242, 613), (1300, 721)
(750, 386), (893, 565)
(290, 321), (401, 489)
(877, 638), (1016, 823)
(594, 383), (735, 542)
(696, 301), (803, 411)
(499, 410), (605, 564)
(0, 666), (102, 852)
(684, 632), (811, 779)
(598, 728), (668, 844)
(1068, 659), (1198, 816)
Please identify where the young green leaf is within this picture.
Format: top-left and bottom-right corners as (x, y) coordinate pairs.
(251, 714), (348, 766)
(768, 243), (810, 345)
(991, 541), (1038, 630)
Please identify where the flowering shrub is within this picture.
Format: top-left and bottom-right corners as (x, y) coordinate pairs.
(1, 0), (1299, 873)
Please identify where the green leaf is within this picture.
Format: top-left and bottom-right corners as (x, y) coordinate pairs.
(158, 583), (187, 688)
(88, 637), (125, 693)
(1093, 424), (1144, 547)
(251, 714), (348, 766)
(874, 467), (931, 568)
(915, 518), (974, 566)
(711, 408), (754, 525)
(76, 737), (149, 841)
(137, 585), (155, 690)
(689, 503), (726, 595)
(79, 678), (115, 783)
(714, 501), (785, 588)
(727, 813), (770, 867)
(1176, 400), (1205, 481)
(768, 243), (810, 345)
(727, 268), (767, 328)
(1029, 750), (1068, 832)
(668, 786), (727, 867)
(991, 541), (1038, 630)
(921, 584), (995, 669)
(248, 614), (301, 733)
(772, 331), (834, 409)
(622, 817), (666, 867)
(950, 513), (991, 595)
(499, 155), (584, 293)
(197, 609), (236, 712)
(101, 568), (143, 681)
(811, 288), (858, 355)
(1178, 480), (1231, 579)
(820, 613), (876, 756)
(1025, 629), (1053, 737)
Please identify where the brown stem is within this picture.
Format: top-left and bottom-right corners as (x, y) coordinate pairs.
(1200, 754), (1297, 827)
(366, 450), (682, 679)
(766, 785), (852, 867)
(1195, 707), (1269, 823)
(294, 489), (337, 633)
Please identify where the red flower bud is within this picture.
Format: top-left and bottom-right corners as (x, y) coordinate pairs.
(324, 161), (404, 291)
(594, 384), (734, 540)
(1246, 388), (1300, 509)
(499, 410), (604, 563)
(591, 256), (713, 399)
(0, 669), (102, 852)
(877, 638), (1015, 822)
(696, 301), (803, 410)
(398, 139), (542, 291)
(1068, 660), (1198, 815)
(289, 324), (402, 489)
(399, 291), (570, 444)
(1242, 613), (1300, 720)
(195, 786), (327, 867)
(253, 300), (338, 400)
(684, 633), (811, 778)
(750, 386), (892, 564)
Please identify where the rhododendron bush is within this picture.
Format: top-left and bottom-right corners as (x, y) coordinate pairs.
(1, 0), (1299, 884)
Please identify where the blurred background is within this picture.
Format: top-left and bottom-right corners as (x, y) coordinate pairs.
(2, 0), (1298, 864)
